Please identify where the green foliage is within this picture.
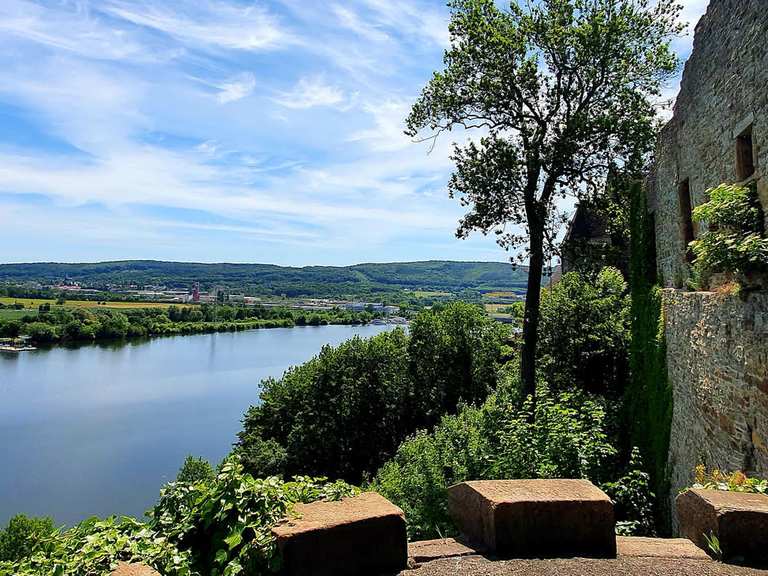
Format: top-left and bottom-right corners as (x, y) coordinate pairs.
(237, 303), (507, 483)
(373, 380), (616, 539)
(692, 466), (768, 495)
(149, 459), (358, 576)
(176, 456), (215, 484)
(690, 183), (768, 285)
(602, 448), (656, 536)
(627, 181), (671, 532)
(0, 516), (192, 576)
(703, 532), (722, 561)
(0, 459), (358, 576)
(538, 267), (630, 395)
(0, 515), (55, 563)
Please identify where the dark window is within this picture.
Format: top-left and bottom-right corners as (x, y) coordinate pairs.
(736, 125), (756, 181)
(678, 179), (694, 262)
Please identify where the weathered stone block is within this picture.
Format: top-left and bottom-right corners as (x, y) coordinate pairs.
(272, 491), (407, 576)
(447, 479), (616, 558)
(110, 562), (160, 576)
(677, 488), (768, 563)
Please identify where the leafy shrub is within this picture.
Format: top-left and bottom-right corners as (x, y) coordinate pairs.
(692, 465), (768, 494)
(150, 459), (358, 576)
(373, 380), (616, 539)
(538, 267), (630, 396)
(602, 448), (655, 536)
(237, 303), (507, 483)
(690, 183), (768, 285)
(0, 458), (358, 576)
(176, 456), (215, 484)
(0, 515), (55, 563)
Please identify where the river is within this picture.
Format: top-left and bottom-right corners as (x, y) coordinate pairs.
(0, 324), (396, 526)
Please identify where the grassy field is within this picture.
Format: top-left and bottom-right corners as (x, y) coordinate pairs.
(0, 308), (36, 320)
(482, 291), (522, 299)
(0, 297), (192, 311)
(484, 303), (516, 314)
(408, 290), (452, 298)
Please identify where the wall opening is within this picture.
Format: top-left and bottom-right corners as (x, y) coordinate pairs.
(736, 125), (756, 181)
(678, 178), (694, 262)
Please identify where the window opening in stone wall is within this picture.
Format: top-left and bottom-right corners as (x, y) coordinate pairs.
(678, 178), (694, 263)
(736, 125), (756, 181)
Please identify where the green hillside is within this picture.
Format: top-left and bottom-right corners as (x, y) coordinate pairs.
(0, 260), (528, 299)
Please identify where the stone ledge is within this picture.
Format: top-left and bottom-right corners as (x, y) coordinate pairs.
(447, 479), (616, 559)
(272, 491), (407, 576)
(616, 536), (711, 560)
(677, 489), (768, 564)
(408, 538), (480, 563)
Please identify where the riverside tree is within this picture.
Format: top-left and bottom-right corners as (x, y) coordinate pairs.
(406, 0), (682, 399)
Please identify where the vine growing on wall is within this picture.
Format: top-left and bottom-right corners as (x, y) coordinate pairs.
(627, 181), (673, 533)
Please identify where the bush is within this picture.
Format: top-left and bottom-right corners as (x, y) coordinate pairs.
(0, 515), (55, 563)
(237, 303), (507, 483)
(176, 456), (215, 484)
(373, 379), (616, 539)
(692, 465), (768, 494)
(24, 322), (59, 343)
(538, 267), (630, 396)
(602, 448), (655, 536)
(690, 183), (768, 286)
(0, 458), (358, 576)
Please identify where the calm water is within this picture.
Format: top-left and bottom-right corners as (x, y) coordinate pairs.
(0, 324), (395, 526)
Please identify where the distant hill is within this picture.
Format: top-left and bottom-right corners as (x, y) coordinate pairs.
(0, 260), (528, 299)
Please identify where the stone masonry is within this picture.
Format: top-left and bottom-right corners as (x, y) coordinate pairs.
(651, 0), (768, 288)
(664, 290), (768, 528)
(647, 0), (768, 531)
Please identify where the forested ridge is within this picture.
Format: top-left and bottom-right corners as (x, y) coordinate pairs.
(0, 260), (528, 297)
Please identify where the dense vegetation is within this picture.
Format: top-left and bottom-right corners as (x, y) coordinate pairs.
(236, 303), (508, 483)
(0, 459), (357, 576)
(372, 267), (644, 539)
(0, 303), (374, 344)
(0, 260), (528, 299)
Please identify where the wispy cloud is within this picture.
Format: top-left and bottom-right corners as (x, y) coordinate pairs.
(213, 72), (257, 104)
(102, 0), (291, 52)
(273, 75), (348, 110)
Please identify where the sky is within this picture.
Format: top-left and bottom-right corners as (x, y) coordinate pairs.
(0, 0), (710, 266)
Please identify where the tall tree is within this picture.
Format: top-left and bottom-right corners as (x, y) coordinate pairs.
(406, 0), (682, 398)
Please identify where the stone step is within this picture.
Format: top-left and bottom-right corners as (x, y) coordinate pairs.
(677, 488), (768, 564)
(447, 479), (616, 559)
(616, 536), (711, 560)
(272, 491), (408, 576)
(408, 537), (482, 563)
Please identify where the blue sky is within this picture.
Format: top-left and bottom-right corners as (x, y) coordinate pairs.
(0, 0), (709, 266)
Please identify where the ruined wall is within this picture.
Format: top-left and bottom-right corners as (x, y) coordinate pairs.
(653, 0), (768, 287)
(647, 0), (768, 530)
(664, 289), (768, 529)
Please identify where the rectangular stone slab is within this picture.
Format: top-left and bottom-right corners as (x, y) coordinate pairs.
(676, 488), (768, 563)
(272, 491), (407, 576)
(447, 479), (616, 558)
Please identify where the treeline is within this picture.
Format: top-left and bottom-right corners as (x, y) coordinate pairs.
(0, 304), (375, 344)
(0, 260), (528, 299)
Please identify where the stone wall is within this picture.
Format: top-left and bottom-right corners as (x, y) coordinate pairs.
(663, 289), (768, 530)
(651, 0), (768, 288)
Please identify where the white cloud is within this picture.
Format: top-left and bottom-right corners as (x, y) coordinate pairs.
(273, 75), (347, 110)
(348, 100), (412, 151)
(214, 72), (257, 104)
(0, 0), (155, 62)
(102, 0), (290, 52)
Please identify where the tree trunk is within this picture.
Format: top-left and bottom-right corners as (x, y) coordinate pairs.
(520, 210), (545, 402)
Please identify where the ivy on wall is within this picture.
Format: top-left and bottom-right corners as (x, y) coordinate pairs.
(627, 181), (673, 534)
